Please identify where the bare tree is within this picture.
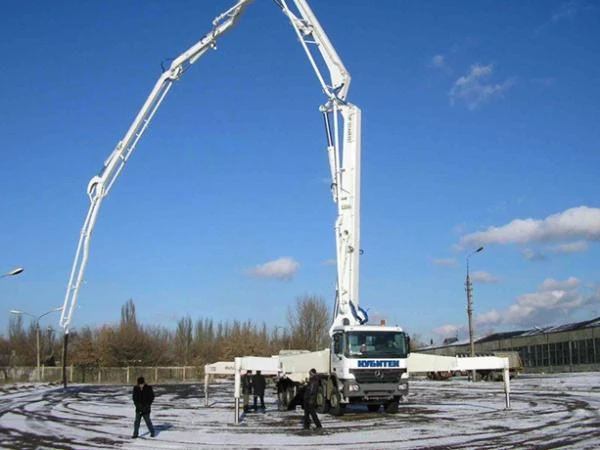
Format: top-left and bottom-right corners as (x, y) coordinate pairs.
(120, 298), (137, 328)
(287, 295), (330, 351)
(145, 325), (173, 365)
(70, 326), (99, 381)
(175, 315), (193, 365)
(408, 333), (426, 351)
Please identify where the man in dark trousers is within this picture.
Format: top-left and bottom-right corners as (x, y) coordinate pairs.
(241, 370), (253, 413)
(132, 376), (155, 438)
(253, 370), (266, 411)
(303, 368), (322, 430)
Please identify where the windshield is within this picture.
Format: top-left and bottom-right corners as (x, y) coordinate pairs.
(344, 331), (409, 358)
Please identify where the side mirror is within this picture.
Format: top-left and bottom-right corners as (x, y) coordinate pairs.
(406, 336), (411, 355)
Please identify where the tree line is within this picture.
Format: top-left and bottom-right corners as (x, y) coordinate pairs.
(1, 295), (331, 369)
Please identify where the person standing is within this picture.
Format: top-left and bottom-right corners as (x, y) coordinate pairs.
(253, 370), (266, 411)
(303, 368), (322, 430)
(132, 376), (155, 438)
(241, 370), (253, 413)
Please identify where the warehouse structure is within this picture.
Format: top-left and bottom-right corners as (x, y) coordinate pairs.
(419, 317), (600, 373)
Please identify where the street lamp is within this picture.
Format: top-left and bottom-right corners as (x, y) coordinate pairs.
(10, 306), (63, 381)
(465, 246), (484, 381)
(1, 267), (24, 279)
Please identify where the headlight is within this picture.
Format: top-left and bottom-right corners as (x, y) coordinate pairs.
(348, 384), (360, 392)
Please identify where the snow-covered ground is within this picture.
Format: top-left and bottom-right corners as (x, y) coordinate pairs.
(1, 373), (599, 449)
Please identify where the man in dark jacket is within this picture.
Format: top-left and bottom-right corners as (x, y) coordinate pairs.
(303, 368), (322, 430)
(132, 376), (155, 438)
(241, 370), (253, 413)
(253, 370), (266, 411)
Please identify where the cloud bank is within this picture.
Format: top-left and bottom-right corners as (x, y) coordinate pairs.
(459, 206), (600, 249)
(475, 277), (600, 327)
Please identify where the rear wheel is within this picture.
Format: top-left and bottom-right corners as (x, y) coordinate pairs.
(278, 386), (297, 410)
(277, 387), (290, 410)
(329, 389), (343, 416)
(316, 382), (330, 414)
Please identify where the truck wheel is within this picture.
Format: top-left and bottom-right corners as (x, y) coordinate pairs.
(329, 390), (344, 416)
(279, 386), (297, 410)
(287, 387), (298, 410)
(316, 382), (330, 414)
(384, 398), (399, 413)
(278, 387), (290, 410)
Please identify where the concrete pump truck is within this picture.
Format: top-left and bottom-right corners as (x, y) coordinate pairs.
(58, 0), (411, 410)
(273, 0), (411, 415)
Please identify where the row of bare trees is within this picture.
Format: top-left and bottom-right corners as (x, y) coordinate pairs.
(1, 295), (332, 369)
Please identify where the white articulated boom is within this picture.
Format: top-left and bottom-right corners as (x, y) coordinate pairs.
(276, 0), (366, 332)
(59, 0), (251, 332)
(61, 0), (367, 338)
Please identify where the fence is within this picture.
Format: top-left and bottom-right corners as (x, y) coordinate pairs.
(0, 365), (204, 384)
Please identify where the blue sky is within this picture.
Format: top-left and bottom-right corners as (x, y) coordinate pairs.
(1, 0), (599, 344)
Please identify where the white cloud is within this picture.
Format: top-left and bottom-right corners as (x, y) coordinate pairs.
(550, 0), (581, 23)
(449, 64), (513, 110)
(433, 324), (459, 337)
(459, 206), (600, 249)
(522, 248), (547, 261)
(246, 257), (299, 281)
(535, 1), (585, 35)
(551, 241), (589, 254)
(539, 277), (580, 292)
(433, 258), (458, 267)
(453, 223), (467, 235)
(470, 271), (500, 284)
(476, 309), (502, 325)
(321, 258), (336, 266)
(475, 277), (599, 327)
(431, 54), (446, 69)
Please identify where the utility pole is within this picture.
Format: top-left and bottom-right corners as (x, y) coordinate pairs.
(465, 246), (484, 381)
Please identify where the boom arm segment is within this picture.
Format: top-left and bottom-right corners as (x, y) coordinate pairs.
(59, 0), (251, 331)
(277, 0), (365, 332)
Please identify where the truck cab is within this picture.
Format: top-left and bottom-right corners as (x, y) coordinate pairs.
(329, 325), (410, 413)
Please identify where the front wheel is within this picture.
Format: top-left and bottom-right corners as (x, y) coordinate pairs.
(384, 398), (399, 413)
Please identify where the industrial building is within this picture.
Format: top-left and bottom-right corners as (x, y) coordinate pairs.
(419, 317), (600, 373)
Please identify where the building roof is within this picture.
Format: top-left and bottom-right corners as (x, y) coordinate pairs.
(421, 316), (600, 350)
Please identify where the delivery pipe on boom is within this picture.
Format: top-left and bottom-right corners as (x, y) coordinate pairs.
(59, 0), (251, 335)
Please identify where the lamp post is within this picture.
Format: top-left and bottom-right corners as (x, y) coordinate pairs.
(465, 246), (484, 381)
(1, 267), (24, 279)
(10, 307), (63, 381)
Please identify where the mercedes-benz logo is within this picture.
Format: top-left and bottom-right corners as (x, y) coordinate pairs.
(374, 370), (384, 379)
